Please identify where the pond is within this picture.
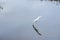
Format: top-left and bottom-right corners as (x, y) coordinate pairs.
(0, 0), (60, 40)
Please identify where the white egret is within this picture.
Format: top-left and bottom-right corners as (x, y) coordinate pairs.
(32, 16), (42, 36)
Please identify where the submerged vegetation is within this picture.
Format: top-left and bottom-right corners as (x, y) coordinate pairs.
(40, 0), (60, 5)
(0, 2), (4, 11)
(40, 0), (60, 1)
(0, 6), (3, 9)
(49, 0), (60, 1)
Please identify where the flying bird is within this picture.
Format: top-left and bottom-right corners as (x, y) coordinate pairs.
(32, 16), (42, 36)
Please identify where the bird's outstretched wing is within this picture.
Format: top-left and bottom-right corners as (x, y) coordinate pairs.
(32, 24), (42, 36)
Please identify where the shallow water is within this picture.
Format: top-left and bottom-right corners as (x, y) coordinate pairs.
(0, 0), (60, 40)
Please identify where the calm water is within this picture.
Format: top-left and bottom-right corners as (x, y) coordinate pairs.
(0, 0), (60, 40)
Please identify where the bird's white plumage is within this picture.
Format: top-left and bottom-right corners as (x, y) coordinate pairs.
(33, 16), (42, 23)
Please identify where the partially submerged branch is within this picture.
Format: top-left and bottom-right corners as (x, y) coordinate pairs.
(32, 24), (42, 36)
(32, 16), (42, 36)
